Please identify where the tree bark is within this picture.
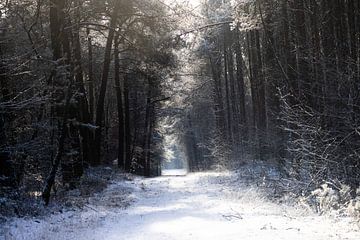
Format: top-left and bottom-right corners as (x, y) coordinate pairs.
(124, 74), (132, 172)
(114, 34), (125, 169)
(73, 0), (92, 166)
(93, 2), (121, 165)
(143, 94), (152, 177)
(234, 29), (247, 141)
(223, 32), (233, 143)
(87, 28), (95, 121)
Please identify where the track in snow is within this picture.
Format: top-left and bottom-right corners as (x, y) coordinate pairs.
(2, 171), (360, 240)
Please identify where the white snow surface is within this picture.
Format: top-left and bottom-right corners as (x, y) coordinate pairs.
(161, 169), (187, 176)
(1, 171), (360, 240)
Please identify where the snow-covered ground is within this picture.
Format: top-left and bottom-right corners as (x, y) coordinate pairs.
(161, 169), (187, 176)
(1, 171), (359, 240)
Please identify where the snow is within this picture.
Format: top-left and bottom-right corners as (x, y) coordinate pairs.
(161, 169), (187, 176)
(1, 171), (359, 240)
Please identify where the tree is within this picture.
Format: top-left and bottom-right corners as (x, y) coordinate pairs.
(93, 0), (121, 165)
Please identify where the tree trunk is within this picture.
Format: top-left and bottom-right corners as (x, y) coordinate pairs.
(93, 2), (121, 165)
(247, 29), (267, 160)
(209, 55), (226, 138)
(0, 26), (12, 186)
(282, 0), (298, 98)
(73, 0), (92, 166)
(293, 0), (311, 105)
(114, 34), (125, 169)
(43, 0), (83, 203)
(124, 74), (132, 172)
(223, 33), (233, 143)
(234, 29), (247, 142)
(87, 28), (95, 121)
(143, 94), (152, 177)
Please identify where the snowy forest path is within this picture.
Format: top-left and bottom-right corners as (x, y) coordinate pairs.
(3, 171), (360, 240)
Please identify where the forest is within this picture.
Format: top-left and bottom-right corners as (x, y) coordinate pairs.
(0, 0), (360, 238)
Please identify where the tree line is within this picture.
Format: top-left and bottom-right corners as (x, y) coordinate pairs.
(0, 0), (177, 204)
(1, 0), (360, 206)
(182, 0), (360, 193)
